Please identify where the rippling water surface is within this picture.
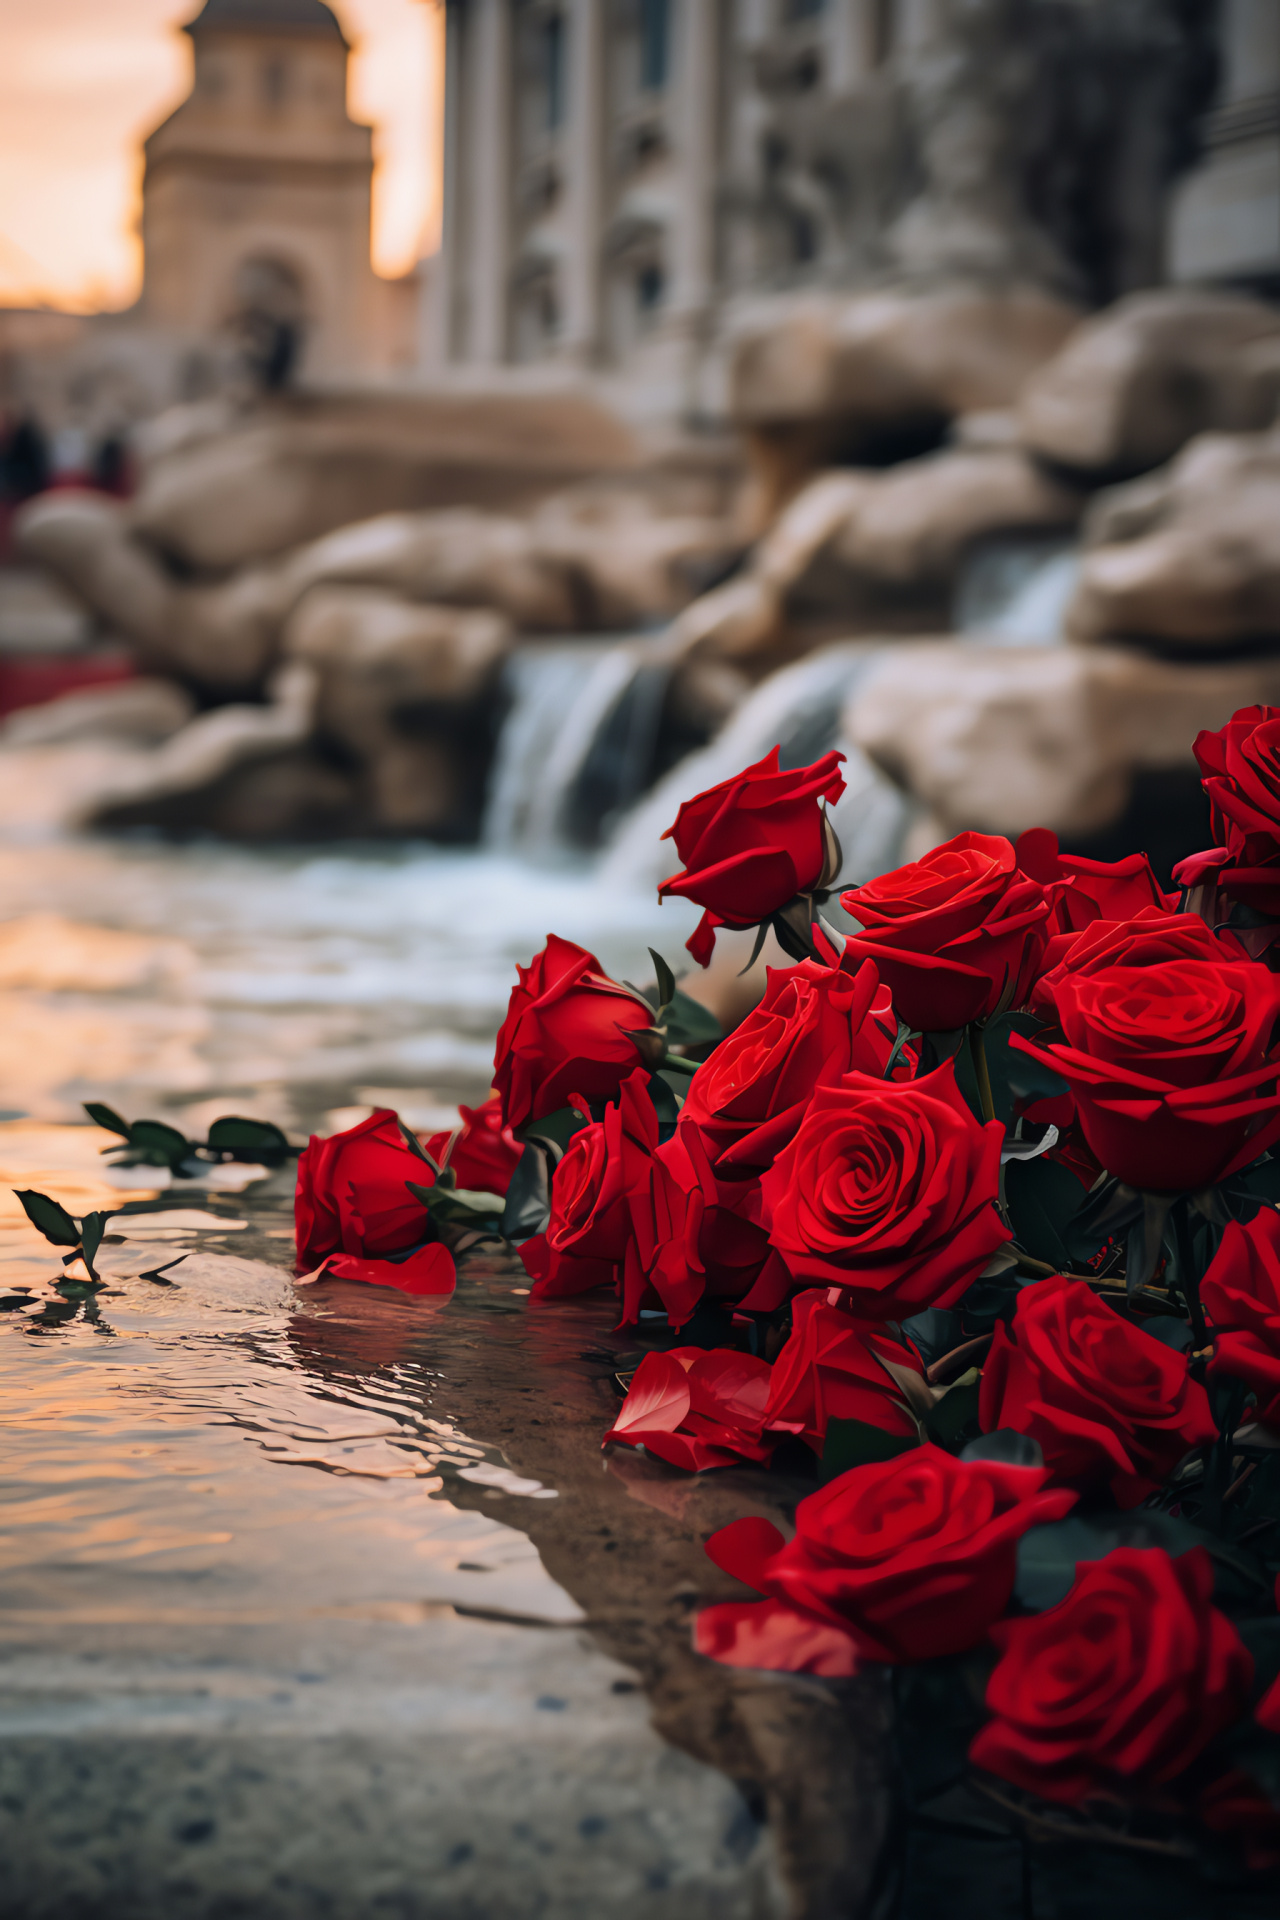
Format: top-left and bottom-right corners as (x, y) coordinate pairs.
(0, 835), (692, 1633)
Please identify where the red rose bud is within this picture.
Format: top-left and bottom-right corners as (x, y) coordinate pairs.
(424, 1094), (521, 1197)
(603, 1347), (774, 1471)
(1014, 827), (1176, 936)
(760, 1060), (1009, 1319)
(840, 831), (1052, 1032)
(295, 1108), (435, 1271)
(971, 1547), (1253, 1805)
(1013, 911), (1280, 1192)
(493, 934), (661, 1135)
(1201, 1207), (1280, 1428)
(658, 746), (846, 966)
(979, 1276), (1217, 1508)
(696, 1444), (1075, 1670)
(763, 1289), (926, 1452)
(677, 956), (890, 1201)
(1191, 704), (1280, 916)
(521, 1069), (657, 1301)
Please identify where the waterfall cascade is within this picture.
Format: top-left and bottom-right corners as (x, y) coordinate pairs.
(954, 535), (1079, 646)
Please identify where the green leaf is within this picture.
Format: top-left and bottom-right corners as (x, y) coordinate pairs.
(922, 1377), (982, 1452)
(1005, 1154), (1092, 1271)
(661, 988), (724, 1054)
(15, 1189), (82, 1248)
(78, 1210), (112, 1279)
(395, 1117), (442, 1174)
(205, 1116), (291, 1161)
(656, 1052), (698, 1076)
(819, 1417), (918, 1483)
(500, 1142), (552, 1242)
(409, 1181), (506, 1231)
(648, 948), (676, 1013)
(1014, 1510), (1235, 1613)
(125, 1119), (193, 1168)
(83, 1101), (131, 1139)
(517, 1105), (588, 1154)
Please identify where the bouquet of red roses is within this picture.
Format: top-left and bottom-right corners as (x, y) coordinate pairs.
(299, 717), (1280, 1872)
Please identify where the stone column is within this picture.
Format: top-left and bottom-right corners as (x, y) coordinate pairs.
(670, 0), (719, 325)
(468, 0), (512, 364)
(1168, 0), (1280, 282)
(562, 0), (605, 361)
(427, 0), (466, 367)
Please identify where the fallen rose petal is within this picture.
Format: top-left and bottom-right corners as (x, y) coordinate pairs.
(604, 1350), (693, 1441)
(305, 1244), (457, 1296)
(694, 1598), (863, 1676)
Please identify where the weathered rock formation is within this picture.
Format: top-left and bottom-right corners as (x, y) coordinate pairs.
(1067, 428), (1280, 652)
(1019, 291), (1280, 479)
(727, 285), (1082, 521)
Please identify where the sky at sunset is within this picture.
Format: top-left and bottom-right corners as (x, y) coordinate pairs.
(0, 0), (441, 311)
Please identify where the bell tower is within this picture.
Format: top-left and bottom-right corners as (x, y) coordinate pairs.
(140, 0), (384, 379)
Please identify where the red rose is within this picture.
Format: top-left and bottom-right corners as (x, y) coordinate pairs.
(621, 1128), (707, 1327)
(677, 956), (891, 1201)
(840, 832), (1052, 1032)
(763, 1289), (925, 1452)
(493, 934), (660, 1134)
(1201, 1207), (1280, 1426)
(1014, 911), (1280, 1191)
(296, 1107), (432, 1268)
(521, 1070), (656, 1300)
(424, 1094), (521, 1196)
(760, 1060), (1009, 1318)
(979, 1276), (1216, 1508)
(1015, 826), (1176, 937)
(695, 1445), (1075, 1669)
(658, 746), (846, 966)
(1189, 705), (1280, 915)
(971, 1548), (1253, 1805)
(603, 1347), (774, 1470)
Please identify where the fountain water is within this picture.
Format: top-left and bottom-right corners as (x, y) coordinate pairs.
(953, 534), (1079, 645)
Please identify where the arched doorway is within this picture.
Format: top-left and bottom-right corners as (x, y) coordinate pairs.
(228, 256), (308, 390)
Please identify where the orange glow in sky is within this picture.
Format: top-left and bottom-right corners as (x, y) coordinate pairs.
(0, 0), (441, 312)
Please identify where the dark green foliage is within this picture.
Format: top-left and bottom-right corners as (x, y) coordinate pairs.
(819, 1417), (917, 1482)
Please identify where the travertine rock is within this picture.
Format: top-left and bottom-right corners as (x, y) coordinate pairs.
(283, 590), (512, 835)
(849, 642), (1280, 841)
(15, 492), (176, 656)
(1019, 291), (1280, 478)
(729, 285), (1079, 517)
(0, 679), (194, 749)
(130, 389), (642, 573)
(281, 511), (579, 632)
(670, 454), (1081, 672)
(1067, 429), (1280, 650)
(530, 487), (740, 627)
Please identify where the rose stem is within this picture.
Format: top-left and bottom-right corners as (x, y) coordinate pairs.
(968, 1022), (996, 1125)
(1172, 1203), (1208, 1351)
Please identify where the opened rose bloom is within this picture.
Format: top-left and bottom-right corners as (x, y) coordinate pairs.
(979, 1276), (1216, 1507)
(677, 956), (891, 1205)
(760, 1060), (1009, 1318)
(1014, 826), (1175, 937)
(521, 1069), (657, 1300)
(658, 746), (846, 966)
(1014, 911), (1280, 1191)
(493, 933), (660, 1134)
(1201, 1207), (1280, 1427)
(840, 831), (1052, 1032)
(295, 1108), (455, 1295)
(971, 1548), (1253, 1805)
(695, 1445), (1074, 1672)
(763, 1289), (926, 1453)
(1175, 705), (1280, 916)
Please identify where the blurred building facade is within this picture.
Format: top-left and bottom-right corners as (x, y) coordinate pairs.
(432, 0), (1278, 414)
(140, 0), (413, 381)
